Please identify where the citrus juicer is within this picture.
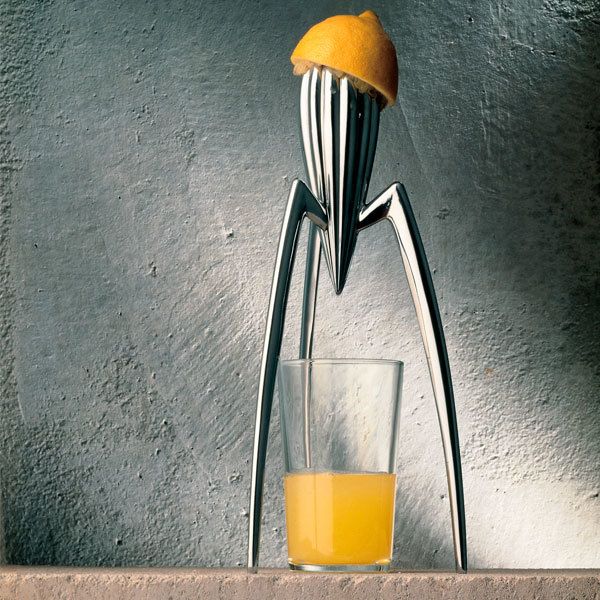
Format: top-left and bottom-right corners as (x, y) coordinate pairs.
(247, 12), (467, 573)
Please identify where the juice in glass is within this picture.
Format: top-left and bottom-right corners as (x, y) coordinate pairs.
(284, 471), (396, 567)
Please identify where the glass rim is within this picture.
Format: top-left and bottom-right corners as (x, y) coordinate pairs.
(280, 358), (403, 368)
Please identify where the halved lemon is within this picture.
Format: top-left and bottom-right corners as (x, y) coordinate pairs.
(291, 10), (398, 107)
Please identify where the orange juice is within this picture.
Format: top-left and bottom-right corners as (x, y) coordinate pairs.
(284, 471), (396, 566)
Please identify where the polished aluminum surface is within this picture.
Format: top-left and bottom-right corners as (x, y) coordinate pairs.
(359, 183), (467, 572)
(300, 67), (380, 294)
(248, 179), (325, 571)
(248, 67), (467, 573)
(298, 225), (319, 468)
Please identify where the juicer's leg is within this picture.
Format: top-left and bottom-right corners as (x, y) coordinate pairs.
(298, 225), (321, 468)
(248, 180), (326, 572)
(299, 224), (321, 359)
(359, 182), (468, 573)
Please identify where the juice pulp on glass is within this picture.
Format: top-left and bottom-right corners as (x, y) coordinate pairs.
(284, 471), (396, 566)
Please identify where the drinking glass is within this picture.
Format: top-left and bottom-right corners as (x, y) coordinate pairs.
(278, 358), (403, 571)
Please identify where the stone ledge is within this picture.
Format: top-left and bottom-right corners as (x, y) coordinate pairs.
(0, 568), (598, 599)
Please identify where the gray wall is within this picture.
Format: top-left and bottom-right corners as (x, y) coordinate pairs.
(1, 0), (598, 568)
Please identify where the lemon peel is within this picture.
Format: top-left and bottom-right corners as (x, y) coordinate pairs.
(291, 10), (398, 107)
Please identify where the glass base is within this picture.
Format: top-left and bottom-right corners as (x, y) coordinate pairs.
(289, 562), (390, 572)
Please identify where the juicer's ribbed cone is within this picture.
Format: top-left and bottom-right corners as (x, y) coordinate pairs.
(299, 68), (380, 294)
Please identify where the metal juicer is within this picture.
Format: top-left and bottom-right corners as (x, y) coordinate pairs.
(248, 67), (467, 573)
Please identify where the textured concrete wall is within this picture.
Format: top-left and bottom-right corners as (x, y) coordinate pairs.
(0, 0), (598, 568)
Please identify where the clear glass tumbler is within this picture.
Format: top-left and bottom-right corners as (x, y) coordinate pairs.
(278, 358), (403, 572)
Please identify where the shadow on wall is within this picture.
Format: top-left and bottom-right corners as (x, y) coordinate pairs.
(390, 2), (600, 569)
(463, 4), (600, 480)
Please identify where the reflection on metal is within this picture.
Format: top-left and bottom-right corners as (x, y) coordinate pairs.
(248, 68), (467, 573)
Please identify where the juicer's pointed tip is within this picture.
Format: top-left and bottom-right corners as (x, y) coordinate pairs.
(330, 261), (351, 295)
